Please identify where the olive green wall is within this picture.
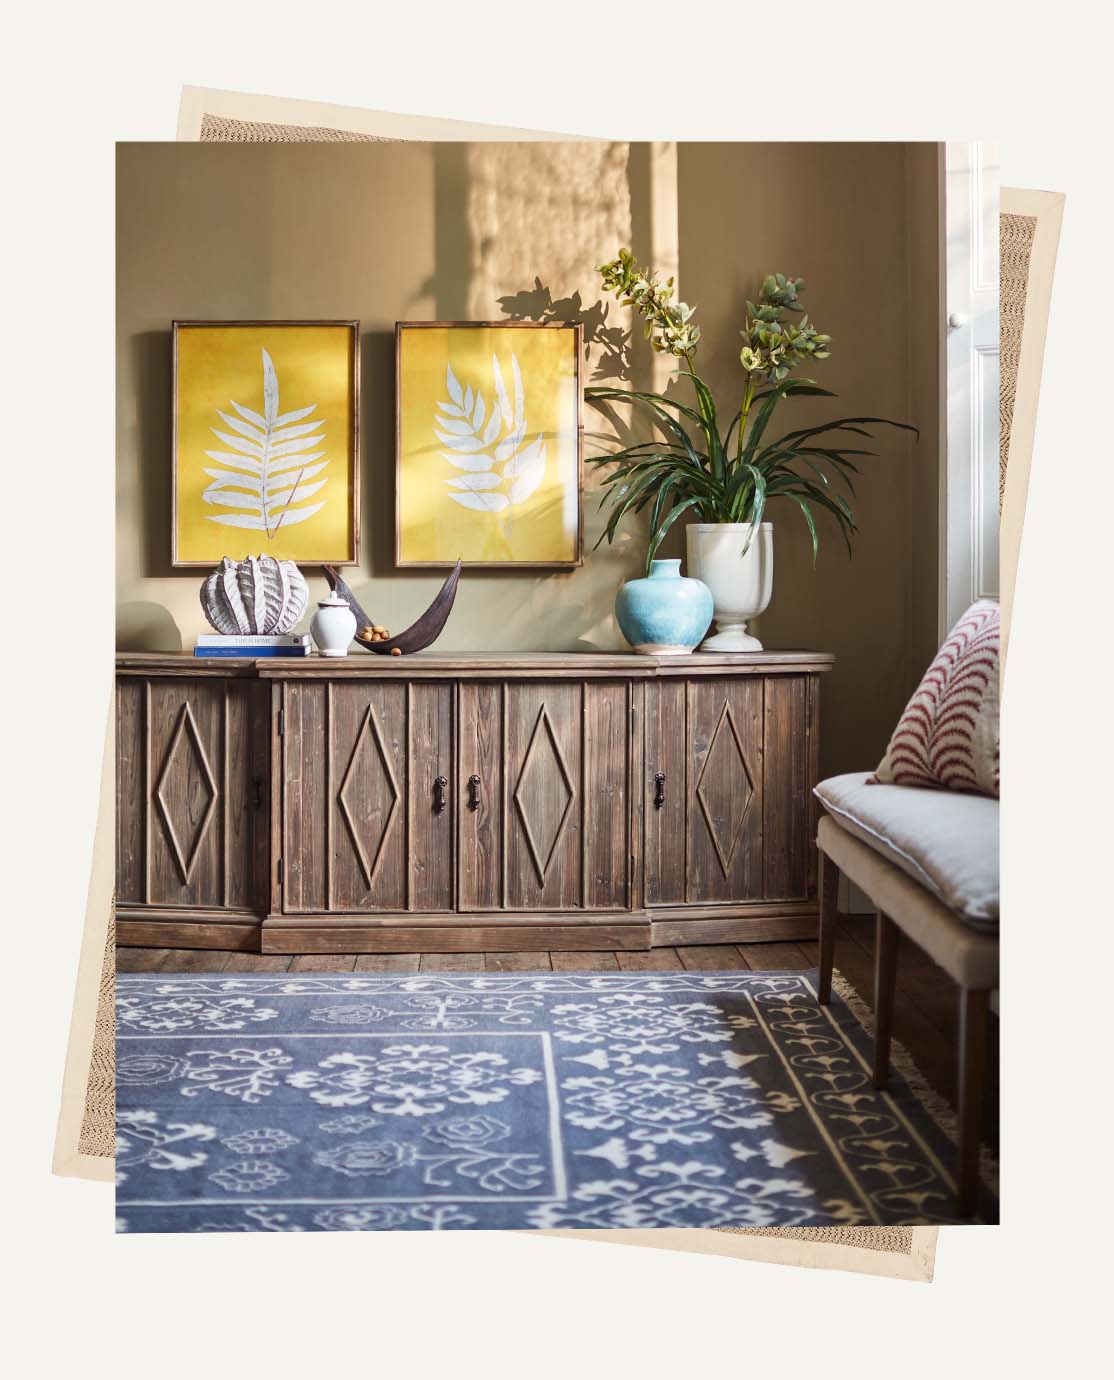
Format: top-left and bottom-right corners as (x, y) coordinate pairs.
(677, 142), (942, 772)
(116, 141), (651, 656)
(116, 140), (941, 776)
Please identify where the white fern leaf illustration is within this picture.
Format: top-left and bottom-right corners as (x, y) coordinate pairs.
(435, 350), (548, 520)
(447, 473), (504, 490)
(504, 433), (547, 504)
(201, 348), (329, 538)
(449, 491), (511, 513)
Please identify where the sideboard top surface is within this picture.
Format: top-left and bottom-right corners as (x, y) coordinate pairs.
(116, 649), (836, 678)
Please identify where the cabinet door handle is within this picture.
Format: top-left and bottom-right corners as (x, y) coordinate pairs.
(467, 773), (481, 810)
(433, 775), (448, 813)
(653, 772), (666, 809)
(252, 774), (264, 809)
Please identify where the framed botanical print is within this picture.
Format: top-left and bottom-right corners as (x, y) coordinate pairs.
(172, 320), (359, 566)
(395, 321), (583, 567)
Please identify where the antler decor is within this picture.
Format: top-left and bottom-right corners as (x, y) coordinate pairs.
(322, 562), (462, 655)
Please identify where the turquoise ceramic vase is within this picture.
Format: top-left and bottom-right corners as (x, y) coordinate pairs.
(615, 558), (714, 655)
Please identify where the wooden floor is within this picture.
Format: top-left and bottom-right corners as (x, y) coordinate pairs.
(118, 914), (999, 1150)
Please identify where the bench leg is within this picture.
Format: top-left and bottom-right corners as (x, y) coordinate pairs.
(957, 986), (990, 1217)
(872, 912), (898, 1089)
(817, 850), (839, 1004)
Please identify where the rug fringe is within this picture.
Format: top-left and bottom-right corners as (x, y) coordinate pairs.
(831, 971), (1000, 1195)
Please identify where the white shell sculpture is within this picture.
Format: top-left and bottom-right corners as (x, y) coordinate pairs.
(200, 555), (309, 635)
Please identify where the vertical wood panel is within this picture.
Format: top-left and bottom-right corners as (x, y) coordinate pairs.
(222, 682), (256, 910)
(806, 673), (822, 898)
(505, 681), (581, 911)
(283, 682), (327, 913)
(628, 680), (645, 911)
(458, 681), (504, 910)
(147, 680), (225, 907)
(583, 681), (629, 909)
(762, 675), (809, 899)
(269, 682), (283, 915)
(409, 681), (455, 912)
(246, 679), (270, 913)
(644, 679), (686, 904)
(115, 678), (145, 904)
(330, 681), (407, 912)
(687, 676), (764, 903)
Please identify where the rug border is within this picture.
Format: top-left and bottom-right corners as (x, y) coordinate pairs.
(52, 698), (114, 1182)
(531, 1225), (939, 1282)
(176, 86), (589, 142)
(1000, 185), (1065, 663)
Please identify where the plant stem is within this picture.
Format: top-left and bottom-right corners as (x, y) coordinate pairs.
(736, 376), (756, 462)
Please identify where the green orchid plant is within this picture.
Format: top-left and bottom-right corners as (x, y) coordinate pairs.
(587, 249), (916, 569)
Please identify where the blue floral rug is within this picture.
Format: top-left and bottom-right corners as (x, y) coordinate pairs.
(115, 971), (997, 1233)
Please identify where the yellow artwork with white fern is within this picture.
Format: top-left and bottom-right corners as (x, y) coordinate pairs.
(174, 323), (357, 566)
(397, 324), (581, 566)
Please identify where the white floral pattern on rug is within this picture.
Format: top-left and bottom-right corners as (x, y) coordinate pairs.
(285, 1044), (543, 1114)
(208, 1159), (291, 1193)
(562, 1058), (800, 1146)
(311, 1115), (546, 1193)
(178, 1047), (293, 1104)
(117, 1053), (186, 1085)
(115, 1109), (215, 1172)
(319, 1113), (383, 1135)
(552, 994), (753, 1055)
(117, 996), (278, 1033)
(220, 1127), (299, 1155)
(310, 1005), (391, 1025)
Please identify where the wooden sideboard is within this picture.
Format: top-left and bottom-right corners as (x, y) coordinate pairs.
(115, 650), (834, 953)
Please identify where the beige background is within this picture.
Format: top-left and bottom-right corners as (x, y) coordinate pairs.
(117, 140), (942, 775)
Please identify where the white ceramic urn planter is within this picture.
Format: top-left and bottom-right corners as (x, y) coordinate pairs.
(685, 523), (773, 651)
(310, 591), (357, 657)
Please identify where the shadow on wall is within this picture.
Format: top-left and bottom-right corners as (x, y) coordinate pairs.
(362, 328), (397, 583)
(132, 330), (174, 581)
(117, 602), (182, 653)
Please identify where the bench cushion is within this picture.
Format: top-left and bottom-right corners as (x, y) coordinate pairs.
(815, 771), (998, 929)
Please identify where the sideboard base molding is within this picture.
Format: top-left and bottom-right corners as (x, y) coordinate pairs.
(116, 910), (261, 952)
(261, 913), (653, 954)
(650, 906), (819, 948)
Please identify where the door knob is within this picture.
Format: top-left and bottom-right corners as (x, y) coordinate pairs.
(653, 772), (666, 809)
(433, 775), (448, 813)
(467, 774), (481, 810)
(948, 311), (967, 329)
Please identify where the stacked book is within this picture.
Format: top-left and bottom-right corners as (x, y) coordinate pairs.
(194, 634), (312, 658)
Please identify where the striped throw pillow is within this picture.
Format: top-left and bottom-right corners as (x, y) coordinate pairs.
(874, 600), (1000, 797)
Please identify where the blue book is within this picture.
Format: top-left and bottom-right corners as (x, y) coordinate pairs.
(193, 645), (313, 658)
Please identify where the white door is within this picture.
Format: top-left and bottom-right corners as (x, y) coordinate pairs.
(944, 142), (1000, 633)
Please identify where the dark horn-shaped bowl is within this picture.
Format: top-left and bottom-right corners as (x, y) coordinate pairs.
(322, 561), (462, 656)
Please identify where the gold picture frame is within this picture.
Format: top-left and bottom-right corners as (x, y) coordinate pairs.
(395, 321), (583, 568)
(172, 320), (360, 567)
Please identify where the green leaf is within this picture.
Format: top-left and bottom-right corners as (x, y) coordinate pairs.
(645, 496), (706, 567)
(585, 387), (706, 468)
(786, 493), (820, 564)
(773, 415), (918, 447)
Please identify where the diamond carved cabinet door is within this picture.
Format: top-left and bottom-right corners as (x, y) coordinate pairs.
(118, 677), (264, 910)
(645, 673), (817, 908)
(497, 680), (630, 912)
(506, 682), (582, 911)
(283, 681), (416, 913)
(687, 676), (765, 904)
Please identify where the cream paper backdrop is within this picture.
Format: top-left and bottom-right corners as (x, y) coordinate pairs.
(58, 87), (1056, 1282)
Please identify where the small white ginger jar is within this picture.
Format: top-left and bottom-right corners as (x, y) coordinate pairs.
(310, 592), (356, 658)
